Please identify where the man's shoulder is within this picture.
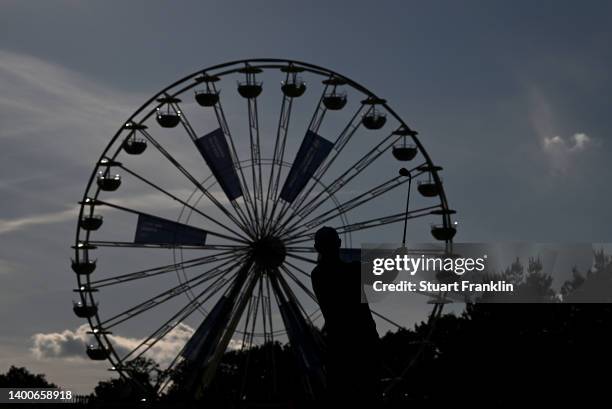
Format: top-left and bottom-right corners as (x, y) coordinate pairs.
(311, 265), (323, 281)
(310, 265), (325, 296)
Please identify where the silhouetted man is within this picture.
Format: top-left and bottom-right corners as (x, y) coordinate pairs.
(311, 226), (381, 407)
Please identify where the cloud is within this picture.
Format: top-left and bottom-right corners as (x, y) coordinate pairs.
(0, 50), (232, 239)
(31, 325), (93, 361)
(528, 87), (595, 173)
(541, 132), (594, 174)
(0, 49), (137, 234)
(31, 324), (194, 366)
(106, 323), (195, 366)
(0, 189), (229, 236)
(543, 133), (591, 153)
(0, 208), (76, 235)
(30, 324), (244, 367)
(542, 133), (593, 174)
(0, 49), (134, 142)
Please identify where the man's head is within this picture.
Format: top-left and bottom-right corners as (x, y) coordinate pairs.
(314, 226), (341, 259)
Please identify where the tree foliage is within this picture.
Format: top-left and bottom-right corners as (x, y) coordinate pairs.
(0, 366), (56, 388)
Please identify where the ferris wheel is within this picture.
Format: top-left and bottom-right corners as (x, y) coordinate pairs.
(70, 58), (456, 402)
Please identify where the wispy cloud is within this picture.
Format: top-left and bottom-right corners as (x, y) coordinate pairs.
(0, 49), (140, 235)
(0, 188), (228, 236)
(0, 50), (231, 237)
(0, 208), (76, 235)
(0, 49), (134, 141)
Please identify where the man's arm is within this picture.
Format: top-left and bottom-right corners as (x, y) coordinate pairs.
(311, 266), (331, 332)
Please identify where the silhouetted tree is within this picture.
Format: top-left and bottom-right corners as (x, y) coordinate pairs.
(163, 341), (312, 408)
(379, 252), (612, 406)
(0, 366), (56, 388)
(93, 357), (163, 403)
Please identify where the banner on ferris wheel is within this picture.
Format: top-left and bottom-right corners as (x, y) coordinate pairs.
(196, 128), (244, 201)
(134, 213), (208, 246)
(279, 130), (333, 203)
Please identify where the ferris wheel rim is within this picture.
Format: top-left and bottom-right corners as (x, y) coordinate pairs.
(71, 58), (455, 398)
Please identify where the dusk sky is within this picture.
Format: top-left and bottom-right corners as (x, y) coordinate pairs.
(1, 0), (611, 394)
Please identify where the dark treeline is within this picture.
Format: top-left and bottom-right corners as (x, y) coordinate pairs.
(3, 251), (612, 407)
(0, 365), (57, 388)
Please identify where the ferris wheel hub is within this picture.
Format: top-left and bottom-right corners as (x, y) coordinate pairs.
(249, 236), (287, 269)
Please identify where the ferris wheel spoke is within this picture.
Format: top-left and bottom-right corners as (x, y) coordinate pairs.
(286, 246), (449, 256)
(237, 276), (265, 398)
(248, 100), (264, 233)
(285, 252), (318, 265)
(98, 255), (247, 330)
(370, 309), (406, 330)
(253, 275), (278, 392)
(251, 277), (266, 347)
(117, 268), (241, 368)
(228, 65), (265, 235)
(291, 125), (420, 222)
(238, 287), (256, 350)
(306, 78), (331, 133)
(290, 131), (408, 221)
(285, 246), (318, 253)
(263, 272), (275, 345)
(309, 309), (323, 323)
(247, 95), (264, 235)
(283, 259), (312, 278)
(167, 101), (255, 235)
(263, 82), (330, 234)
(178, 258), (254, 367)
(271, 104), (369, 236)
(287, 104), (369, 210)
(258, 274), (271, 344)
(285, 206), (441, 245)
(118, 164), (248, 241)
(115, 264), (240, 366)
(267, 269), (325, 392)
(274, 269), (314, 327)
(183, 263), (261, 397)
(281, 169), (426, 239)
(262, 73), (296, 233)
(88, 249), (238, 289)
(85, 240), (244, 251)
(337, 205), (439, 235)
(206, 79), (259, 234)
(137, 128), (253, 237)
(279, 264), (317, 303)
(92, 197), (249, 244)
(170, 102), (249, 233)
